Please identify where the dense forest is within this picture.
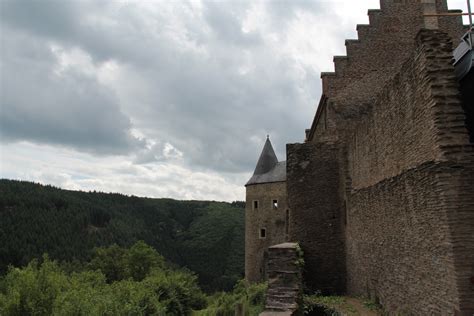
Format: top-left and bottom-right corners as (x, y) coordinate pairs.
(0, 179), (245, 292)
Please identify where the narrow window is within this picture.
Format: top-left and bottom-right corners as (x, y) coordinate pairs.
(260, 228), (266, 239)
(272, 199), (278, 210)
(285, 209), (290, 239)
(253, 200), (259, 210)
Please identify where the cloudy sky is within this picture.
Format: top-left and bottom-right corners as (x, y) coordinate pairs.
(0, 0), (469, 201)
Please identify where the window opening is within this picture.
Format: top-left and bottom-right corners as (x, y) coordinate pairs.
(253, 200), (259, 210)
(272, 199), (278, 210)
(260, 228), (266, 239)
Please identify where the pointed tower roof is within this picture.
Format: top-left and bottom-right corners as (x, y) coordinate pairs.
(253, 136), (278, 175)
(246, 136), (286, 186)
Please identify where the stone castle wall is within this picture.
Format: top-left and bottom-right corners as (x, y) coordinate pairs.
(344, 30), (474, 314)
(247, 1), (473, 313)
(245, 181), (288, 283)
(348, 30), (465, 190)
(310, 0), (463, 143)
(286, 142), (346, 294)
(287, 15), (473, 316)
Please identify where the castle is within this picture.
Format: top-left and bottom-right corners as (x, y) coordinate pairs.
(245, 0), (474, 314)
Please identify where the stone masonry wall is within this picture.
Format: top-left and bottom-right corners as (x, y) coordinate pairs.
(286, 142), (345, 294)
(245, 181), (288, 283)
(348, 30), (468, 189)
(347, 162), (459, 314)
(345, 30), (474, 314)
(261, 243), (302, 315)
(437, 159), (474, 314)
(313, 0), (463, 143)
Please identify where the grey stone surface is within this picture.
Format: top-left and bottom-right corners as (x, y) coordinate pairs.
(245, 1), (473, 314)
(261, 243), (301, 315)
(245, 181), (288, 283)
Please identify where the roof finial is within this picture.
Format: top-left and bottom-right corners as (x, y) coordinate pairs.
(266, 134), (269, 140)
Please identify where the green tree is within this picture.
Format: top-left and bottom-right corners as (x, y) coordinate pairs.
(125, 241), (166, 282)
(88, 244), (127, 283)
(0, 255), (68, 316)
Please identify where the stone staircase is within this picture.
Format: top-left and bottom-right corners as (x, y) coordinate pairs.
(260, 243), (302, 316)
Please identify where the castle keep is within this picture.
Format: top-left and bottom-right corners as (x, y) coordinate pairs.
(245, 0), (474, 314)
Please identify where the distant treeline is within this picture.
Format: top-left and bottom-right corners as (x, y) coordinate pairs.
(0, 179), (245, 292)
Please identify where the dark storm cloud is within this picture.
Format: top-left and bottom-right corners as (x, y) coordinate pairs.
(0, 26), (143, 154)
(128, 2), (321, 171)
(137, 53), (318, 171)
(1, 0), (322, 172)
(0, 0), (80, 39)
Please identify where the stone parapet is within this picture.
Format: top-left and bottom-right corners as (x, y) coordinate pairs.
(260, 243), (302, 316)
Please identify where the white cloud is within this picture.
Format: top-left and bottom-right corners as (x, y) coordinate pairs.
(1, 142), (245, 201)
(0, 0), (468, 201)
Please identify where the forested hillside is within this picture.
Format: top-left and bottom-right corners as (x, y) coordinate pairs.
(0, 179), (245, 292)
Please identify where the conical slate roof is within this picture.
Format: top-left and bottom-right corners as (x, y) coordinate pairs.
(246, 137), (286, 186)
(253, 137), (278, 175)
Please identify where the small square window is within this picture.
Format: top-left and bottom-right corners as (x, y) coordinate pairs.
(253, 200), (259, 210)
(272, 199), (278, 210)
(260, 228), (266, 239)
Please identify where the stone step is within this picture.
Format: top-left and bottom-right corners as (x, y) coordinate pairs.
(334, 56), (348, 75)
(345, 39), (361, 57)
(262, 243), (301, 315)
(266, 285), (299, 291)
(267, 289), (298, 293)
(259, 311), (293, 316)
(266, 297), (298, 304)
(266, 292), (298, 299)
(368, 9), (382, 26)
(356, 24), (371, 41)
(266, 288), (299, 295)
(268, 270), (299, 275)
(265, 302), (298, 311)
(267, 292), (298, 299)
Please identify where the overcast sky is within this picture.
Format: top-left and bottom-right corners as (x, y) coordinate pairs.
(0, 0), (469, 201)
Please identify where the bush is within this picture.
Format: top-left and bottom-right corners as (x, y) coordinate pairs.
(0, 255), (68, 316)
(0, 242), (206, 316)
(194, 280), (267, 316)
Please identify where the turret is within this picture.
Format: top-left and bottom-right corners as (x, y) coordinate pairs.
(245, 137), (288, 282)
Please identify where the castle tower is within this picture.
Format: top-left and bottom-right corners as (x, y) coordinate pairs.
(245, 137), (288, 283)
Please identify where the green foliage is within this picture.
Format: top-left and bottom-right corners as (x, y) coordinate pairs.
(88, 244), (127, 282)
(0, 242), (206, 316)
(89, 241), (166, 282)
(303, 295), (344, 315)
(194, 280), (267, 316)
(0, 179), (245, 292)
(0, 255), (68, 315)
(362, 297), (381, 312)
(143, 269), (206, 314)
(294, 243), (305, 268)
(179, 204), (244, 291)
